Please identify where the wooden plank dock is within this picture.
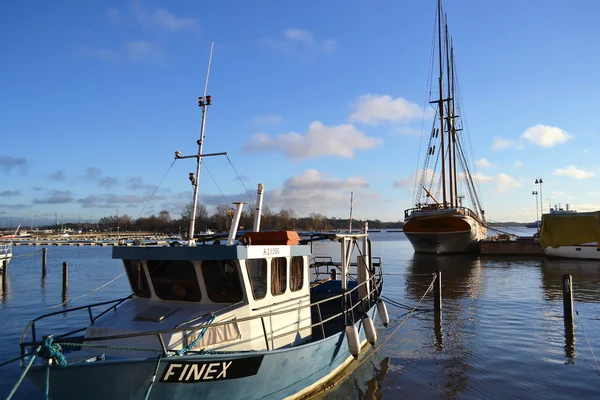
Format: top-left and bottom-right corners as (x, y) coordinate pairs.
(479, 237), (544, 256)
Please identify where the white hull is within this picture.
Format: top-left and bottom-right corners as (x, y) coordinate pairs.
(543, 243), (600, 260)
(0, 244), (12, 268)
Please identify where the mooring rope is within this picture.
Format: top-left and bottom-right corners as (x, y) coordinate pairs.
(7, 248), (45, 259)
(44, 272), (126, 310)
(144, 354), (164, 400)
(5, 345), (41, 400)
(576, 311), (600, 375)
(306, 273), (438, 398)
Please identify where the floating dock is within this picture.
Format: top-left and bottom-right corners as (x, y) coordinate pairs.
(479, 236), (544, 256)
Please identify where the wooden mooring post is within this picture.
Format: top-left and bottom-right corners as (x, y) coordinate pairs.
(42, 247), (47, 277)
(62, 261), (69, 293)
(2, 259), (7, 282)
(562, 274), (573, 320)
(434, 270), (443, 349)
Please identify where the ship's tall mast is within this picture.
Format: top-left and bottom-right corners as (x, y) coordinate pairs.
(444, 14), (453, 208)
(188, 41), (214, 243)
(436, 0), (447, 208)
(451, 41), (458, 208)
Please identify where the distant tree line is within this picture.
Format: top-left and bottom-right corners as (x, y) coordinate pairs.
(40, 202), (404, 235)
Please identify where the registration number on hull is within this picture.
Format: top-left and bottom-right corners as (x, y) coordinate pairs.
(160, 356), (264, 383)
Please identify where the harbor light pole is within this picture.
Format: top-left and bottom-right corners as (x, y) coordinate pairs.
(535, 178), (544, 218)
(532, 191), (539, 228)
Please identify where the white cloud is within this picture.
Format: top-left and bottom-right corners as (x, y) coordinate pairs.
(393, 126), (422, 136)
(521, 124), (572, 147)
(350, 94), (426, 125)
(394, 169), (437, 191)
(262, 28), (337, 55)
(244, 121), (381, 160)
(491, 137), (515, 150)
(553, 165), (595, 180)
(475, 158), (491, 168)
(79, 46), (119, 62)
(130, 1), (197, 31)
(79, 41), (161, 62)
(470, 172), (494, 184)
(124, 40), (161, 60)
(266, 170), (372, 216)
(513, 160), (523, 168)
(252, 115), (282, 125)
(460, 171), (520, 193)
(494, 173), (522, 193)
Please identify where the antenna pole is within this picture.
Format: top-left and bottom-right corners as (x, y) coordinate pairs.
(188, 41), (214, 244)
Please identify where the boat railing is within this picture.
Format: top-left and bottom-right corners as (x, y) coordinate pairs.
(405, 205), (485, 224)
(19, 264), (383, 360)
(0, 243), (12, 255)
(310, 256), (382, 282)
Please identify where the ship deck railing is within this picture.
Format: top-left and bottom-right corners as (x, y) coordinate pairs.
(405, 205), (485, 224)
(19, 261), (383, 360)
(0, 243), (12, 255)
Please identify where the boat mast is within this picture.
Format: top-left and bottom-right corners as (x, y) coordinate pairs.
(188, 41), (215, 243)
(451, 41), (458, 208)
(444, 13), (453, 208)
(436, 0), (447, 208)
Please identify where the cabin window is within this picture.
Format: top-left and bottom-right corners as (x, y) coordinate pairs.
(271, 257), (287, 296)
(290, 256), (304, 292)
(201, 260), (244, 303)
(147, 260), (202, 302)
(123, 260), (151, 298)
(247, 259), (268, 300)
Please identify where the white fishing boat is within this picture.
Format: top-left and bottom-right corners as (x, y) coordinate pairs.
(14, 43), (387, 399)
(0, 243), (12, 269)
(403, 0), (487, 254)
(0, 224), (21, 269)
(539, 206), (600, 260)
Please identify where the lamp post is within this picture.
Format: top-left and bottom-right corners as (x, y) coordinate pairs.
(535, 178), (544, 218)
(532, 191), (539, 228)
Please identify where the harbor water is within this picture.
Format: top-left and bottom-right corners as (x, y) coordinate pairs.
(1, 230), (599, 399)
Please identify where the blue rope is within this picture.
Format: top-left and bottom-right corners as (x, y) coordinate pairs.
(174, 315), (215, 357)
(45, 364), (50, 400)
(143, 355), (163, 400)
(6, 345), (41, 400)
(38, 336), (68, 367)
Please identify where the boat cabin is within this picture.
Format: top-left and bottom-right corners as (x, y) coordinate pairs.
(83, 231), (315, 356)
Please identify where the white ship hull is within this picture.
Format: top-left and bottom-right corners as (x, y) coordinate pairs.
(543, 243), (600, 260)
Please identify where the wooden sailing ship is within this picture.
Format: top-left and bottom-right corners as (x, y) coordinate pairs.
(403, 0), (487, 254)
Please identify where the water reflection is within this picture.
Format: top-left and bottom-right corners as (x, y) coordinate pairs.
(352, 356), (391, 399)
(405, 253), (483, 301)
(1, 273), (10, 307)
(405, 254), (484, 400)
(564, 319), (576, 363)
(539, 259), (600, 302)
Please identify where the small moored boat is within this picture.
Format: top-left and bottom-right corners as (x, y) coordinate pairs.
(539, 207), (600, 260)
(16, 43), (386, 400)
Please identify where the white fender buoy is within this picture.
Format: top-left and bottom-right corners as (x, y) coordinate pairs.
(377, 300), (389, 327)
(362, 315), (377, 346)
(345, 325), (360, 360)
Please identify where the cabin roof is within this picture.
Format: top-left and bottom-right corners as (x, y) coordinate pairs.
(112, 243), (312, 261)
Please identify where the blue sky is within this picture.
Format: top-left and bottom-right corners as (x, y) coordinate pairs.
(1, 0), (599, 227)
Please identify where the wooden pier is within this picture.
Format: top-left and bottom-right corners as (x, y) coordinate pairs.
(479, 236), (544, 256)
